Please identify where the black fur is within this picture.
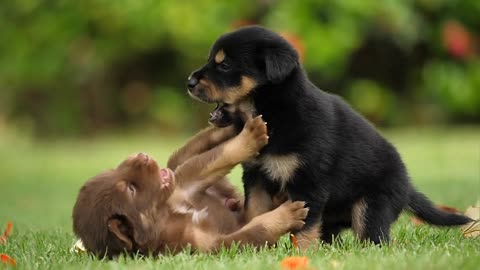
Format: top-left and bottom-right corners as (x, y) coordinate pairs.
(188, 25), (473, 245)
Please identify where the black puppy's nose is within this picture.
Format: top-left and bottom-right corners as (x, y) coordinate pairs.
(186, 77), (198, 90)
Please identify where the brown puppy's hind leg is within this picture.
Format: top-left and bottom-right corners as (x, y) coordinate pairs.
(197, 200), (308, 251)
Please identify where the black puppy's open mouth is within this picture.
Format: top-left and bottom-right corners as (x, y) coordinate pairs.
(208, 102), (233, 127)
(209, 102), (225, 122)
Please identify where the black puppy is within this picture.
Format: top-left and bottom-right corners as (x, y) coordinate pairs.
(187, 25), (472, 249)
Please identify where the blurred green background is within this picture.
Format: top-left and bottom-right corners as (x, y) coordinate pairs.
(0, 2), (479, 269)
(1, 0), (479, 137)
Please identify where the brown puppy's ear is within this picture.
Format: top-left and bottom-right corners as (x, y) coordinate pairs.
(107, 217), (133, 250)
(264, 47), (298, 84)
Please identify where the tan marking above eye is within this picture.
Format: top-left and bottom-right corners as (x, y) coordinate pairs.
(215, 49), (225, 64)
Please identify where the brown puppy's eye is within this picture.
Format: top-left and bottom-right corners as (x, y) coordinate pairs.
(127, 184), (136, 196)
(218, 62), (231, 72)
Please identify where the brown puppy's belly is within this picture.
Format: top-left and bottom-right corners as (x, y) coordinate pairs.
(199, 194), (243, 234)
(173, 178), (244, 234)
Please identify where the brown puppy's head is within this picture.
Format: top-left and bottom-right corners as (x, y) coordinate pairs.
(72, 153), (175, 258)
(187, 25), (299, 126)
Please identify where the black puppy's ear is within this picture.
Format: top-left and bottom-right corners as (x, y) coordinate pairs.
(264, 47), (298, 84)
(107, 217), (133, 250)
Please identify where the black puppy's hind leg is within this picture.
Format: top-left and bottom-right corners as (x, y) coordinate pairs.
(288, 186), (326, 250)
(320, 223), (344, 244)
(353, 195), (402, 245)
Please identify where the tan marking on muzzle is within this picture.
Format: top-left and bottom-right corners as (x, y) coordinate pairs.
(197, 76), (257, 104)
(222, 76), (257, 104)
(198, 79), (221, 101)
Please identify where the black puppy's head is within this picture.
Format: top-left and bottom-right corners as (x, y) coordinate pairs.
(186, 25), (300, 106)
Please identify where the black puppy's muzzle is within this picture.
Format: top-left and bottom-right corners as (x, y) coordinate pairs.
(186, 69), (202, 92)
(186, 76), (198, 91)
(186, 68), (213, 103)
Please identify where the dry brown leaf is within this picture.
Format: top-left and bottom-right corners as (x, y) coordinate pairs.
(70, 239), (87, 253)
(290, 234), (299, 249)
(410, 216), (424, 226)
(0, 221), (12, 245)
(462, 204), (480, 238)
(464, 204), (480, 220)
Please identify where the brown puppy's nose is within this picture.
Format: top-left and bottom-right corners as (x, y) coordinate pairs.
(137, 152), (147, 158)
(186, 77), (198, 91)
(136, 152), (150, 161)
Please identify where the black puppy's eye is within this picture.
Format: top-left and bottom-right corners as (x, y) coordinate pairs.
(218, 62), (231, 72)
(127, 183), (136, 195)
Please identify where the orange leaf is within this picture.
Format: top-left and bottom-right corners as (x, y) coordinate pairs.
(4, 221), (12, 237)
(290, 234), (298, 249)
(280, 256), (310, 270)
(0, 254), (16, 267)
(410, 216), (424, 226)
(0, 222), (13, 245)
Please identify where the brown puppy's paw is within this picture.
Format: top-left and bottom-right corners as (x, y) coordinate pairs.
(278, 200), (309, 231)
(240, 115), (269, 155)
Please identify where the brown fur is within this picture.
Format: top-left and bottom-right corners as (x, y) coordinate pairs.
(244, 183), (273, 222)
(73, 117), (308, 257)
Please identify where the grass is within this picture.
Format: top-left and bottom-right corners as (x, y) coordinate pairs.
(0, 126), (479, 270)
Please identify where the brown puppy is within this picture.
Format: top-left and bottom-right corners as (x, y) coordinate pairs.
(73, 116), (308, 258)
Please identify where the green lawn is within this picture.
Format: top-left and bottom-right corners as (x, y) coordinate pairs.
(0, 126), (479, 270)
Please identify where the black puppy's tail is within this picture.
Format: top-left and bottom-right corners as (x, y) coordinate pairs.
(407, 190), (472, 226)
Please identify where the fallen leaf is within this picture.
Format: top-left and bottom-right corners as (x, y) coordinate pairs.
(410, 216), (424, 226)
(290, 234), (298, 249)
(0, 221), (12, 245)
(70, 239), (87, 253)
(330, 259), (343, 269)
(464, 205), (480, 220)
(0, 254), (16, 267)
(462, 205), (480, 238)
(280, 256), (311, 270)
